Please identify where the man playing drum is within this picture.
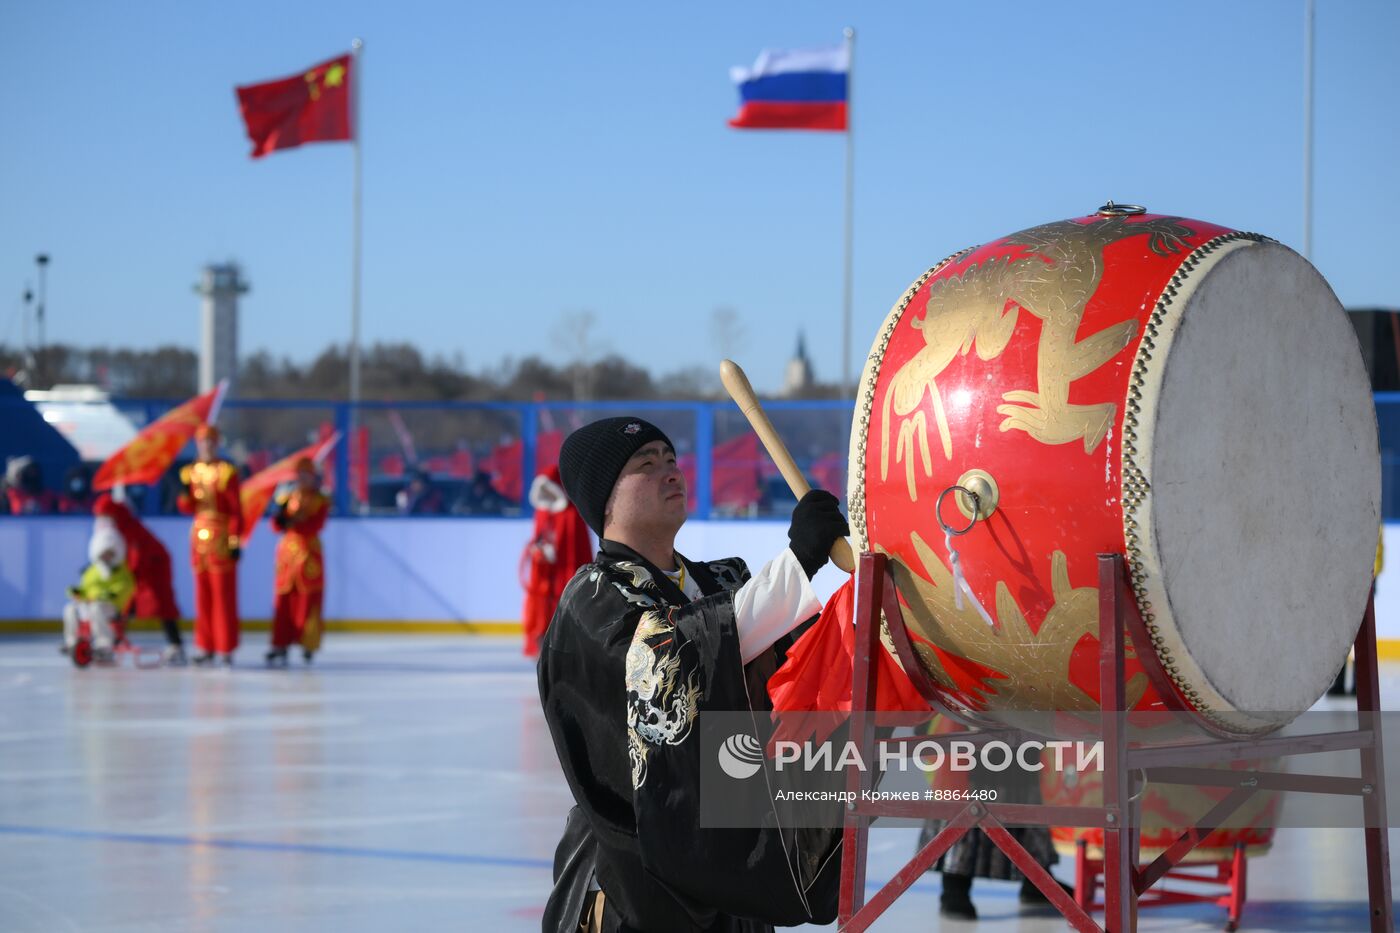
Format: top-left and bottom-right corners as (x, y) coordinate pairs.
(537, 416), (848, 933)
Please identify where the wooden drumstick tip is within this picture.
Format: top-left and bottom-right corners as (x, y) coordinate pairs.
(719, 359), (758, 415)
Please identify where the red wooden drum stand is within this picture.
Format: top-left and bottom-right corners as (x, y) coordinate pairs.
(836, 552), (1394, 932)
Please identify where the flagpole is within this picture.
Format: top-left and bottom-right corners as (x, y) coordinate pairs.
(841, 27), (855, 394)
(349, 37), (364, 510)
(1302, 0), (1314, 260)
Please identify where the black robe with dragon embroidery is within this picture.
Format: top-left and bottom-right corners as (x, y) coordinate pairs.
(537, 540), (840, 933)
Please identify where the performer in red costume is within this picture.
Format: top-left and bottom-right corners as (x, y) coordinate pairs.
(93, 490), (187, 665)
(520, 464), (592, 657)
(177, 425), (242, 666)
(266, 457), (330, 667)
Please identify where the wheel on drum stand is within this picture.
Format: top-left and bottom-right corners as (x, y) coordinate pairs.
(71, 637), (92, 668)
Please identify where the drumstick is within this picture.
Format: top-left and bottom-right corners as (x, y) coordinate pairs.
(719, 359), (856, 574)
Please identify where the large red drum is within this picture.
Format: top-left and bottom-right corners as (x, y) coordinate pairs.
(849, 204), (1379, 735)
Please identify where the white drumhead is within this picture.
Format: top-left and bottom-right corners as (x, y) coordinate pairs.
(1128, 239), (1380, 730)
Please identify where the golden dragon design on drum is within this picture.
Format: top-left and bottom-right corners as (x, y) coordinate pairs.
(888, 534), (1149, 712)
(881, 216), (1197, 501)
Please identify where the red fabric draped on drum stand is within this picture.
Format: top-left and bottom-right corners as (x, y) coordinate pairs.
(767, 576), (928, 749)
(797, 205), (1393, 932)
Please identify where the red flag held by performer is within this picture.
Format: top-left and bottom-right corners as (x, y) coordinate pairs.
(93, 382), (226, 491)
(520, 465), (592, 657)
(238, 434), (340, 544)
(235, 54), (353, 159)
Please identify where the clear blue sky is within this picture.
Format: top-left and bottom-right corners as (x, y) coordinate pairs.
(1, 1), (1396, 394)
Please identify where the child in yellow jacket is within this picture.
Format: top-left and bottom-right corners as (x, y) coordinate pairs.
(62, 526), (136, 662)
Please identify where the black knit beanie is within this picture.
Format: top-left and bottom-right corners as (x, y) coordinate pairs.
(558, 416), (674, 536)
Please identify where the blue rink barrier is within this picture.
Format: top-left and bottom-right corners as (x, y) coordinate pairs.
(11, 396), (855, 520)
(1, 515), (1397, 644)
(0, 515), (854, 626)
(5, 394), (1400, 640)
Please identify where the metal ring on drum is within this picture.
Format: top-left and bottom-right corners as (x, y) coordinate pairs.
(935, 485), (980, 537)
(1097, 200), (1147, 217)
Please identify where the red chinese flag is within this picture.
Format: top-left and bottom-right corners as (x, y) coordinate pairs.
(235, 54), (353, 159)
(238, 433), (340, 544)
(93, 383), (226, 490)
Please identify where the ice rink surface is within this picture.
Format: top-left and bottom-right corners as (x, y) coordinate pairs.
(0, 633), (1396, 932)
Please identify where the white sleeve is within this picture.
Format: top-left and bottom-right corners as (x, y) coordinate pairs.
(734, 548), (823, 664)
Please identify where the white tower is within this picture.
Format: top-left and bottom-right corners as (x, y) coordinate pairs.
(195, 263), (248, 393)
(782, 332), (815, 397)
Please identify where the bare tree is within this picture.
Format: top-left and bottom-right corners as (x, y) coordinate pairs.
(0, 338), (739, 405)
(710, 307), (744, 362)
(657, 366), (719, 399)
(553, 310), (605, 400)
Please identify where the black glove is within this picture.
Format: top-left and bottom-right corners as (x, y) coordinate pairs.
(787, 489), (849, 579)
(229, 546), (242, 563)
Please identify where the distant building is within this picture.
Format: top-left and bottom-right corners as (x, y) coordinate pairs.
(195, 263), (248, 393)
(782, 332), (815, 397)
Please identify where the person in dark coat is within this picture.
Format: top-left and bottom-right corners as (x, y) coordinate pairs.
(537, 416), (850, 933)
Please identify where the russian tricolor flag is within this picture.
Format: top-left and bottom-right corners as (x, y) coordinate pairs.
(728, 45), (848, 132)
